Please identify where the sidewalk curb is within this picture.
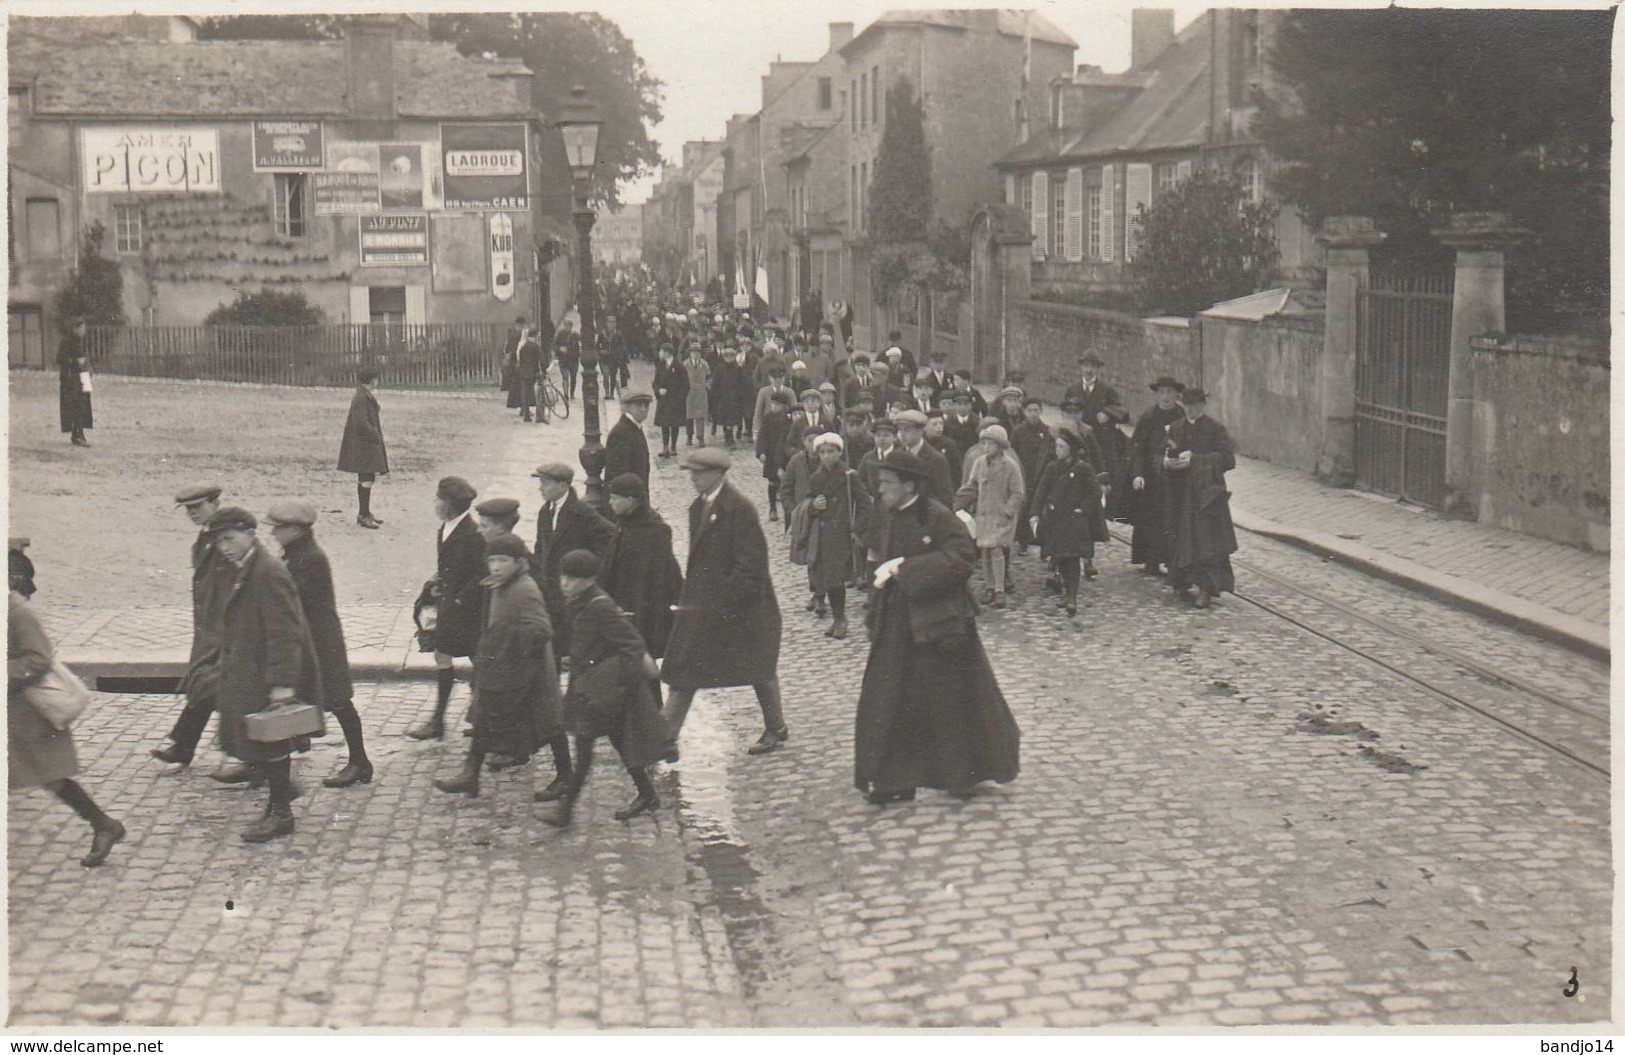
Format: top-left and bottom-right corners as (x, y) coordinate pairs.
(1232, 506), (1610, 663)
(66, 647), (447, 690)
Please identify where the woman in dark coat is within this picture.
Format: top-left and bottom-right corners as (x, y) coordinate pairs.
(653, 345), (688, 457)
(57, 318), (93, 446)
(337, 367), (388, 528)
(206, 508), (325, 844)
(708, 348), (752, 444)
(266, 501), (371, 788)
(1126, 377), (1188, 575)
(1029, 428), (1111, 617)
(409, 477), (486, 742)
(9, 548), (125, 866)
(539, 549), (667, 828)
(803, 433), (871, 639)
(434, 533), (564, 798)
(855, 452), (1019, 805)
(1163, 388), (1239, 608)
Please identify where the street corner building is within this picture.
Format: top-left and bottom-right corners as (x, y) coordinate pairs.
(7, 13), (569, 362)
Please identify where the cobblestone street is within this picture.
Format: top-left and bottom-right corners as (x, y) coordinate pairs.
(7, 382), (1610, 1028)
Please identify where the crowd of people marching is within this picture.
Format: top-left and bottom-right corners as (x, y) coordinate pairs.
(9, 287), (1236, 866)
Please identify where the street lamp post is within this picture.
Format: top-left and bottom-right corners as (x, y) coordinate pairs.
(557, 85), (607, 509)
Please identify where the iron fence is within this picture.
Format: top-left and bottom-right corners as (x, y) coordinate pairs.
(1354, 272), (1454, 508)
(83, 323), (511, 389)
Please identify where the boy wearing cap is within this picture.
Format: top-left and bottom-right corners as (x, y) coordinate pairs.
(532, 462), (618, 660)
(407, 477), (487, 741)
(923, 410), (962, 489)
(755, 389), (795, 522)
(1011, 397), (1051, 555)
(1162, 388), (1238, 608)
(1126, 377), (1187, 575)
(804, 432), (871, 639)
(950, 370), (989, 418)
(661, 448), (788, 757)
(894, 409), (954, 505)
(337, 367), (388, 529)
(601, 474), (684, 666)
(265, 501), (372, 787)
(1064, 352), (1129, 514)
(605, 389), (654, 485)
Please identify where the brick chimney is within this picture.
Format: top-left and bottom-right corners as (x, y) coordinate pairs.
(1131, 8), (1176, 70)
(829, 21), (854, 52)
(344, 14), (400, 121)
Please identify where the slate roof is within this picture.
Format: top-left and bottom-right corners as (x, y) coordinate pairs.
(11, 32), (532, 120)
(843, 9), (1077, 54)
(996, 12), (1214, 167)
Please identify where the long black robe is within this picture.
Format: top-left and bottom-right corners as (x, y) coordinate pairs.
(855, 497), (1019, 796)
(1124, 404), (1186, 567)
(1164, 414), (1239, 595)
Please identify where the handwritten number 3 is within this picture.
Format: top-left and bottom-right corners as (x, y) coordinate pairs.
(1564, 967), (1579, 997)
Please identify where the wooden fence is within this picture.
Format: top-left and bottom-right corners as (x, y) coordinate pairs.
(84, 323), (510, 389)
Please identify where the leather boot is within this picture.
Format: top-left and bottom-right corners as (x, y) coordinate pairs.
(409, 671), (454, 740)
(209, 762), (258, 785)
(434, 748), (483, 797)
(538, 795), (576, 828)
(243, 759), (296, 843)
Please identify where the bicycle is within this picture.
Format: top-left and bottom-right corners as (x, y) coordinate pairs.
(538, 366), (570, 421)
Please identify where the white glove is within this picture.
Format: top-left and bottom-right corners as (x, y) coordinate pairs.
(873, 557), (905, 589)
(955, 509), (975, 531)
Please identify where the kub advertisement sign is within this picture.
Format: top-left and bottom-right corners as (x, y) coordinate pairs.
(359, 215), (429, 267)
(82, 127), (220, 194)
(252, 121), (324, 170)
(489, 213), (515, 301)
(443, 124), (529, 210)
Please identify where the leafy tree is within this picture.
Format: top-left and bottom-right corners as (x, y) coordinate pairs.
(195, 15), (338, 40)
(868, 78), (967, 303)
(1257, 8), (1611, 332)
(1130, 169), (1277, 317)
(204, 289), (324, 327)
(55, 222), (125, 326)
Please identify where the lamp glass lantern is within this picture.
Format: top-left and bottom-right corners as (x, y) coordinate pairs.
(557, 86), (603, 183)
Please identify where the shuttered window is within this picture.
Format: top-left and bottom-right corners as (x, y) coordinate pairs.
(1099, 165), (1115, 263)
(1004, 173), (1016, 206)
(1124, 162), (1153, 262)
(1051, 171), (1067, 258)
(1030, 170), (1049, 261)
(1065, 167), (1084, 262)
(1088, 182), (1102, 260)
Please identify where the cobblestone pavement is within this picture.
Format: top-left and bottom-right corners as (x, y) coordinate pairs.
(8, 374), (1610, 1028)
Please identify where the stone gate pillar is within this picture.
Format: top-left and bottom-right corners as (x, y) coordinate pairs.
(1432, 211), (1528, 518)
(1315, 216), (1385, 486)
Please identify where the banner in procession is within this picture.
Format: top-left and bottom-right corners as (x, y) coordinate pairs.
(359, 214), (429, 266)
(82, 127), (220, 194)
(252, 121), (324, 170)
(442, 124), (529, 210)
(313, 141), (380, 215)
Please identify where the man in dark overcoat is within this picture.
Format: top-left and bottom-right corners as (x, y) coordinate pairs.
(601, 473), (683, 664)
(204, 507), (323, 844)
(57, 317), (93, 447)
(1010, 396), (1051, 554)
(337, 367), (388, 528)
(265, 500), (371, 788)
(854, 452), (1019, 805)
(532, 461), (618, 658)
(1126, 377), (1188, 575)
(1162, 387), (1239, 608)
(1063, 352), (1129, 516)
(604, 389), (654, 485)
(408, 477), (486, 741)
(894, 409), (954, 505)
(660, 447), (788, 757)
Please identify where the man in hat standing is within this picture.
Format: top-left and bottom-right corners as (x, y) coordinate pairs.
(854, 451), (1019, 805)
(605, 388), (654, 485)
(151, 484), (241, 777)
(1162, 388), (1239, 608)
(264, 500), (372, 788)
(894, 409), (954, 505)
(1127, 377), (1188, 575)
(660, 447), (788, 757)
(1063, 352), (1129, 516)
(204, 507), (323, 843)
(532, 462), (617, 658)
(923, 352), (952, 407)
(338, 367), (388, 529)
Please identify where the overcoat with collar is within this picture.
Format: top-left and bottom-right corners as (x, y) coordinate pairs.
(534, 489), (617, 656)
(280, 532), (353, 705)
(661, 481), (782, 690)
(415, 514), (486, 658)
(337, 384), (388, 474)
(604, 413), (651, 484)
(213, 543), (325, 764)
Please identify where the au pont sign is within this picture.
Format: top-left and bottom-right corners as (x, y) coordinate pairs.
(82, 127), (221, 194)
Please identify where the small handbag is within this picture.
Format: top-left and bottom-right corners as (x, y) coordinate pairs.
(245, 699), (325, 742)
(23, 657), (93, 730)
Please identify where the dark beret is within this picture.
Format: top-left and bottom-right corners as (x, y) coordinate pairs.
(608, 473), (647, 501)
(484, 533), (531, 560)
(475, 497), (521, 519)
(560, 549), (601, 578)
(437, 476), (477, 506)
(205, 506), (258, 535)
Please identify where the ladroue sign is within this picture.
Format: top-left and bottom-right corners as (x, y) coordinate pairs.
(252, 121), (324, 170)
(442, 124), (528, 210)
(359, 214), (429, 266)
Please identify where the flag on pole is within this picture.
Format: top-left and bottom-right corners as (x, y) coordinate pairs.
(755, 263), (770, 306)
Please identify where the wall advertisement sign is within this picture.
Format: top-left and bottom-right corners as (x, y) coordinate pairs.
(313, 141), (381, 215)
(252, 121), (324, 170)
(489, 213), (515, 301)
(443, 124), (529, 210)
(82, 127), (221, 193)
(359, 214), (429, 266)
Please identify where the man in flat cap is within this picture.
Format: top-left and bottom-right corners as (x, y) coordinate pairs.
(265, 501), (371, 788)
(894, 409), (954, 506)
(532, 461), (617, 660)
(1064, 352), (1128, 516)
(855, 451), (1019, 806)
(661, 447), (788, 757)
(408, 477), (486, 741)
(600, 473), (683, 696)
(1162, 387), (1238, 609)
(152, 484), (249, 780)
(950, 370), (989, 419)
(338, 367), (388, 529)
(605, 389), (654, 486)
(205, 507), (323, 843)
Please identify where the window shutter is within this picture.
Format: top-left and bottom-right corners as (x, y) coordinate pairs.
(1030, 170), (1049, 261)
(1004, 173), (1016, 206)
(1065, 167), (1084, 262)
(1176, 159), (1193, 183)
(1124, 162), (1153, 262)
(1099, 165), (1115, 263)
(349, 286), (370, 324)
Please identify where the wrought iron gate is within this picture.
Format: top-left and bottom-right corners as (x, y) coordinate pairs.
(1355, 272), (1454, 508)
